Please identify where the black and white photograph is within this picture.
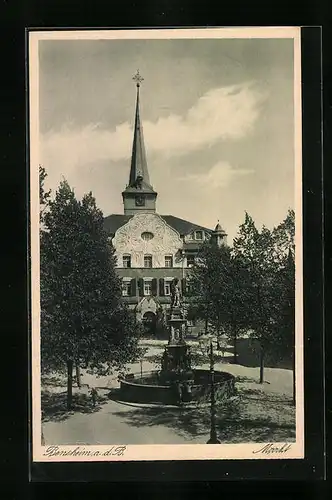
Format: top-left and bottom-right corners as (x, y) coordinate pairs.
(29, 28), (303, 462)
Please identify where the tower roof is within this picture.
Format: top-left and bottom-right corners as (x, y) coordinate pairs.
(124, 70), (155, 194)
(214, 220), (226, 233)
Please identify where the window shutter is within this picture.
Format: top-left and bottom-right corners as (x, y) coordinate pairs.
(181, 278), (186, 296)
(130, 278), (136, 297)
(138, 278), (144, 297)
(159, 278), (165, 296)
(152, 278), (158, 296)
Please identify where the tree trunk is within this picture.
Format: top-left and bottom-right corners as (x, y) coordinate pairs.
(259, 344), (264, 384)
(75, 363), (81, 388)
(67, 359), (73, 410)
(204, 309), (208, 335)
(233, 329), (238, 364)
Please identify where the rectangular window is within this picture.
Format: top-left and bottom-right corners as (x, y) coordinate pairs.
(123, 255), (131, 268)
(164, 281), (171, 296)
(144, 281), (152, 296)
(122, 281), (131, 296)
(187, 255), (195, 267)
(195, 231), (203, 240)
(165, 256), (173, 268)
(144, 255), (152, 268)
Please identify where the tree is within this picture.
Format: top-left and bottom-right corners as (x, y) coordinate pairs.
(272, 210), (295, 403)
(40, 179), (140, 409)
(272, 209), (295, 261)
(233, 213), (280, 383)
(277, 249), (295, 404)
(222, 253), (252, 363)
(39, 165), (51, 225)
(186, 243), (224, 336)
(233, 210), (296, 384)
(187, 243), (251, 363)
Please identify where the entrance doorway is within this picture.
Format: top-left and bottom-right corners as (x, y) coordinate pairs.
(142, 311), (157, 336)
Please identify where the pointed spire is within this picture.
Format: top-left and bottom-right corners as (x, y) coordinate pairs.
(127, 70), (153, 190)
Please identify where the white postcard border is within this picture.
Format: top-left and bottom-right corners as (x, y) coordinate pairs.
(29, 27), (304, 462)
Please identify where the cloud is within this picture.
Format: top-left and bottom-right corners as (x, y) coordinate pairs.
(145, 83), (265, 156)
(178, 161), (254, 189)
(40, 81), (266, 185)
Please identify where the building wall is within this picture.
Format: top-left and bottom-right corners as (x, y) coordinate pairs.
(111, 212), (208, 335)
(112, 212), (184, 268)
(118, 267), (189, 301)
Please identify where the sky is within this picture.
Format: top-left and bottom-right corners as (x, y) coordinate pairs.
(38, 36), (295, 243)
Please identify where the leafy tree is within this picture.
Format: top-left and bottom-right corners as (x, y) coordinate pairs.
(233, 211), (295, 384)
(39, 165), (51, 225)
(186, 243), (222, 335)
(276, 249), (295, 403)
(272, 210), (296, 403)
(272, 209), (295, 261)
(40, 179), (140, 409)
(233, 213), (280, 383)
(187, 243), (251, 363)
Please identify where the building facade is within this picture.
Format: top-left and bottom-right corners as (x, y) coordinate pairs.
(103, 72), (227, 335)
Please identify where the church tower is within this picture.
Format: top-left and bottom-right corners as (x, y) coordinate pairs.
(122, 70), (158, 215)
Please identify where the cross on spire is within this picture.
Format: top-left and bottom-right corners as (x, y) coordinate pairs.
(133, 69), (144, 87)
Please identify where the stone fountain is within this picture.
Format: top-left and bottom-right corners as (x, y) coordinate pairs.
(159, 278), (195, 403)
(118, 278), (235, 405)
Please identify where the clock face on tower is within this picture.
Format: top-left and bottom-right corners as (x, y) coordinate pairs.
(135, 195), (145, 207)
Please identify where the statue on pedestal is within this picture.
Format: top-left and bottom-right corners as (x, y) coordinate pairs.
(170, 278), (182, 309)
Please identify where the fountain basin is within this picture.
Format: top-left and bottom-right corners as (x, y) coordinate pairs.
(119, 369), (235, 405)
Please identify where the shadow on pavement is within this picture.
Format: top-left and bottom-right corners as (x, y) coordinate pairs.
(41, 390), (109, 423)
(109, 385), (295, 443)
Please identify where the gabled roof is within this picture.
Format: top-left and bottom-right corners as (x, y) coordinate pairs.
(103, 213), (212, 237)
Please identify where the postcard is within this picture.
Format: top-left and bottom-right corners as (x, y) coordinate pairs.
(29, 27), (303, 462)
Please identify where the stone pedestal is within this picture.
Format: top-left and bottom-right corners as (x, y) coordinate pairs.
(169, 306), (186, 345)
(159, 305), (194, 402)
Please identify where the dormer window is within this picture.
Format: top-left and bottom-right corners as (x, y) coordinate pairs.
(195, 230), (203, 240)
